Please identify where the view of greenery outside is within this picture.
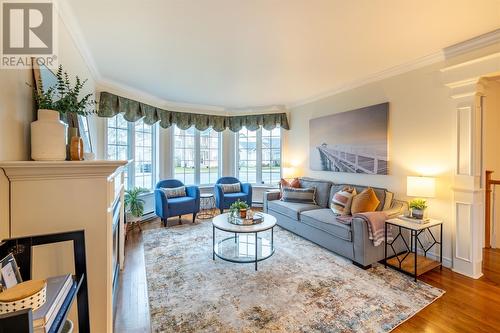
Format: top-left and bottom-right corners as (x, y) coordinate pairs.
(238, 127), (281, 184)
(134, 119), (154, 190)
(107, 114), (129, 187)
(262, 128), (281, 184)
(238, 128), (257, 183)
(107, 114), (156, 190)
(174, 126), (220, 185)
(200, 128), (219, 184)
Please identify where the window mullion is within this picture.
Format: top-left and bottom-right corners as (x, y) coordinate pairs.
(218, 132), (222, 179)
(195, 130), (201, 185)
(128, 122), (135, 189)
(256, 128), (262, 184)
(235, 132), (240, 178)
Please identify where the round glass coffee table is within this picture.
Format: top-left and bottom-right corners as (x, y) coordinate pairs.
(212, 212), (277, 271)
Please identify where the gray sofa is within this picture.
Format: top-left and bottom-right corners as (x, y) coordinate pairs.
(263, 177), (406, 268)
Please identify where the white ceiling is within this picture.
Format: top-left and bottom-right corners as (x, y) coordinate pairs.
(65, 0), (500, 109)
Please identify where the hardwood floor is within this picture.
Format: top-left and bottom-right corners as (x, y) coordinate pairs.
(114, 217), (500, 333)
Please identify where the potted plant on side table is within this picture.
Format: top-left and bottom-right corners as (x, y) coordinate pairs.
(409, 199), (427, 219)
(230, 199), (249, 219)
(30, 65), (95, 161)
(124, 187), (149, 234)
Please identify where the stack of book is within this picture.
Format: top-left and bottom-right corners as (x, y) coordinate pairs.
(32, 274), (73, 333)
(398, 215), (430, 224)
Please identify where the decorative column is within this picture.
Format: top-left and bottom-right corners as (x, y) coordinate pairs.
(440, 52), (500, 278)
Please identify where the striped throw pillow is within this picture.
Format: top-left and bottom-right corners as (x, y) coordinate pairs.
(331, 186), (357, 216)
(221, 183), (241, 193)
(162, 186), (186, 198)
(281, 187), (316, 204)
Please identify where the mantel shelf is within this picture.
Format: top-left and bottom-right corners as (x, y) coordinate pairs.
(0, 160), (131, 180)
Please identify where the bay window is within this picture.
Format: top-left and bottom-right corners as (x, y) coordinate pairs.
(106, 114), (158, 190)
(236, 127), (282, 185)
(173, 126), (221, 185)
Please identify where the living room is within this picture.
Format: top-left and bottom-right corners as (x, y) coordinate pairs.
(0, 1), (499, 332)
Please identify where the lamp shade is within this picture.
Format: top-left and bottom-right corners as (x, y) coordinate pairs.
(407, 176), (435, 198)
(282, 167), (297, 178)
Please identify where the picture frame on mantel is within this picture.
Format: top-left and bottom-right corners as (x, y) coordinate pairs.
(31, 59), (93, 153)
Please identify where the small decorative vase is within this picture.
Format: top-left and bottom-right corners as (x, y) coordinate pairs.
(240, 209), (247, 219)
(412, 208), (424, 219)
(70, 136), (84, 161)
(31, 109), (67, 161)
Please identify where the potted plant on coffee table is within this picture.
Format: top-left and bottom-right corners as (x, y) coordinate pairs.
(409, 198), (427, 219)
(124, 187), (149, 232)
(230, 199), (249, 219)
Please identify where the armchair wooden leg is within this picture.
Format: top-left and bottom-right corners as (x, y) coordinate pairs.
(220, 208), (223, 214)
(179, 215), (182, 224)
(162, 218), (167, 227)
(192, 214), (196, 223)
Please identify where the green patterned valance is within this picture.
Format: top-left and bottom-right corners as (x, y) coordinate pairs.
(98, 92), (289, 132)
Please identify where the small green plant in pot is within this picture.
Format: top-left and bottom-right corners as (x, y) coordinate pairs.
(409, 199), (427, 219)
(230, 199), (249, 219)
(125, 187), (149, 222)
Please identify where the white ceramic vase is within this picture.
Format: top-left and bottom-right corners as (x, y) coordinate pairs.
(31, 109), (67, 161)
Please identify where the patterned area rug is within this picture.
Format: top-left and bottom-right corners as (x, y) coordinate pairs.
(143, 221), (444, 333)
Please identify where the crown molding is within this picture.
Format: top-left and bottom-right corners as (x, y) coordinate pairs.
(96, 78), (229, 114)
(97, 78), (288, 115)
(54, 2), (499, 113)
(289, 29), (500, 109)
(55, 0), (101, 81)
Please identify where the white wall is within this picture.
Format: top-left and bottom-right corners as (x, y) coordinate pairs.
(484, 79), (500, 247)
(284, 46), (500, 266)
(0, 13), (97, 332)
(0, 69), (34, 238)
(0, 13), (96, 238)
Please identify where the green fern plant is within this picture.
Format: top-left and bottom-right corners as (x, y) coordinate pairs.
(30, 64), (96, 118)
(124, 187), (149, 218)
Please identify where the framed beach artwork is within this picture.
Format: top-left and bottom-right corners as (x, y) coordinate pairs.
(309, 102), (389, 175)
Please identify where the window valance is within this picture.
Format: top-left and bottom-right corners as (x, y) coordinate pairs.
(98, 92), (289, 132)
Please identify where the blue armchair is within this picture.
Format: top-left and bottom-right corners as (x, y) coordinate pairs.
(155, 179), (200, 227)
(214, 177), (252, 214)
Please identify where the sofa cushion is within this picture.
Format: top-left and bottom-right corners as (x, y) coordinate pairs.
(300, 209), (352, 241)
(330, 186), (357, 216)
(268, 200), (320, 220)
(224, 192), (247, 199)
(299, 178), (333, 208)
(351, 188), (380, 214)
(167, 196), (196, 211)
(330, 184), (388, 211)
(281, 187), (316, 204)
(162, 186), (186, 198)
(221, 183), (241, 193)
(383, 191), (394, 210)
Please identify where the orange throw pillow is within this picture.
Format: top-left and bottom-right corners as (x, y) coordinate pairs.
(350, 188), (380, 214)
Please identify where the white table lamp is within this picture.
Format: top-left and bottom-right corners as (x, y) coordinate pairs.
(407, 176), (436, 219)
(407, 176), (436, 198)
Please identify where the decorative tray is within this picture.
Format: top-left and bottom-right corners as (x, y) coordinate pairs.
(228, 213), (264, 226)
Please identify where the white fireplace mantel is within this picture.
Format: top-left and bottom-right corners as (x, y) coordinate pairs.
(0, 159), (129, 333)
